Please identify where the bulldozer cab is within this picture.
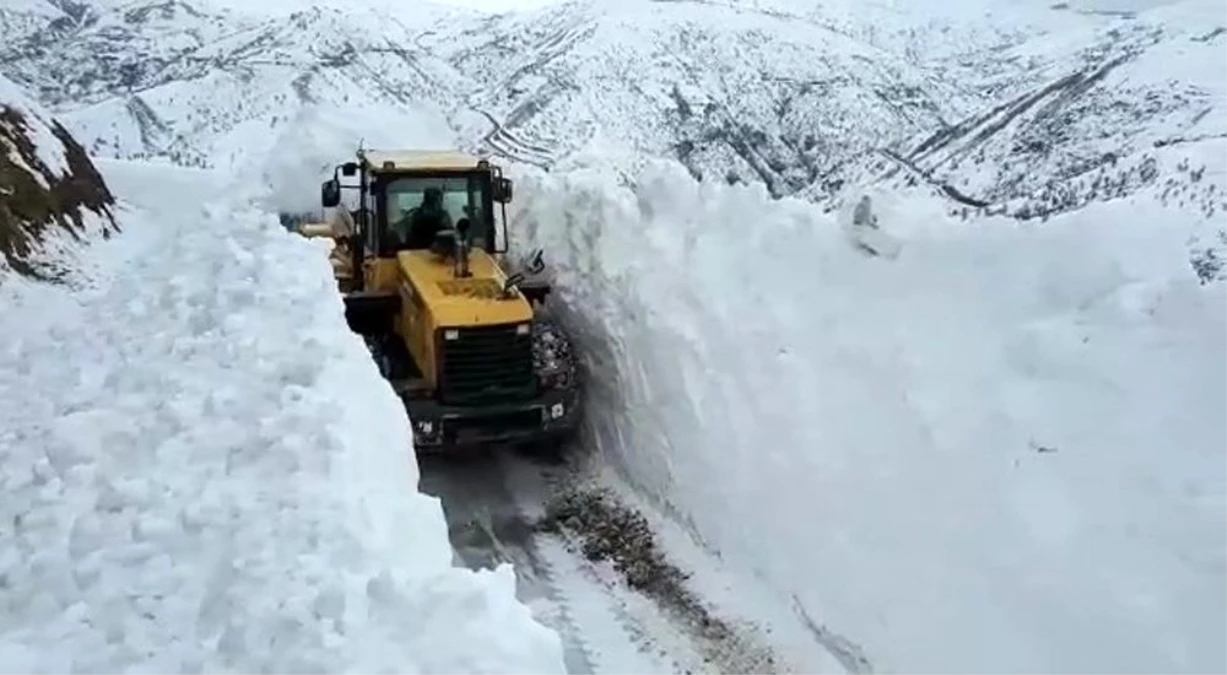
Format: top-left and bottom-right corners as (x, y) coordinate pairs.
(321, 150), (514, 292)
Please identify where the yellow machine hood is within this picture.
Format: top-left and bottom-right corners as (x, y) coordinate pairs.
(396, 248), (533, 327)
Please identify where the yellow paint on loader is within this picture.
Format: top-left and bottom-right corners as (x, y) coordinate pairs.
(293, 146), (583, 452)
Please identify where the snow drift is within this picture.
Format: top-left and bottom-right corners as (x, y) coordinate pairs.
(0, 75), (116, 282)
(0, 151), (566, 671)
(256, 101), (457, 216)
(511, 158), (1227, 673)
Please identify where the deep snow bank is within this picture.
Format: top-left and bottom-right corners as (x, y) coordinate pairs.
(0, 75), (116, 282)
(0, 158), (565, 673)
(511, 158), (1226, 673)
(257, 101), (458, 215)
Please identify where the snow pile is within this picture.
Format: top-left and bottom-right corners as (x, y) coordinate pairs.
(0, 158), (565, 674)
(0, 75), (116, 282)
(257, 101), (457, 215)
(510, 158), (1227, 673)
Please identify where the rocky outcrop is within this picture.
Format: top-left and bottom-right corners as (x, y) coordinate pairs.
(0, 75), (116, 282)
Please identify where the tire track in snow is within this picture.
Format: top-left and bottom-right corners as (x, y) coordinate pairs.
(418, 449), (598, 675)
(422, 449), (667, 675)
(498, 452), (682, 674)
(422, 447), (802, 674)
(788, 595), (873, 674)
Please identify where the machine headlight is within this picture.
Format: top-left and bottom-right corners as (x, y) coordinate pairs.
(550, 402), (565, 419)
(516, 323), (531, 335)
(443, 329), (459, 341)
(414, 419), (434, 434)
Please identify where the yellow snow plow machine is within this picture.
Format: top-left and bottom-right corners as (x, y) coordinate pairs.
(295, 149), (581, 454)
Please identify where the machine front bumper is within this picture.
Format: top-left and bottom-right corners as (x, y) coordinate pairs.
(404, 387), (581, 450)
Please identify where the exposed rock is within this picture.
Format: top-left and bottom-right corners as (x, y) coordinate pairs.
(537, 487), (781, 673)
(0, 76), (117, 282)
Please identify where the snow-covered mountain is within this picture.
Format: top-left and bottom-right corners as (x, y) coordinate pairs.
(2, 0), (1223, 221)
(877, 0), (1225, 213)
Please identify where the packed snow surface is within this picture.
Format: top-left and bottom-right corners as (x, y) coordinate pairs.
(511, 157), (1227, 673)
(0, 158), (566, 674)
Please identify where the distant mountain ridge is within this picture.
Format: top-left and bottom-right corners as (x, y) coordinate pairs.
(0, 0), (1222, 229)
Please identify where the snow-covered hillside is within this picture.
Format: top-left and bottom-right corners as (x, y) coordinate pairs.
(510, 156), (1226, 673)
(876, 0), (1227, 222)
(0, 0), (65, 44)
(0, 0), (491, 169)
(0, 78), (565, 673)
(3, 0), (1224, 219)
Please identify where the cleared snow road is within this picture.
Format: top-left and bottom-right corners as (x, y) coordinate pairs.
(419, 447), (801, 675)
(418, 450), (598, 675)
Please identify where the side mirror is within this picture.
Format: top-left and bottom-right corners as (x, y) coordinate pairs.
(321, 179), (340, 208)
(341, 162), (358, 177)
(493, 177), (513, 203)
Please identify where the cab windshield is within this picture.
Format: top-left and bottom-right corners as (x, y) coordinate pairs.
(383, 173), (492, 251)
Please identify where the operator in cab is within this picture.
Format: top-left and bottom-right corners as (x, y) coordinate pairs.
(392, 186), (453, 250)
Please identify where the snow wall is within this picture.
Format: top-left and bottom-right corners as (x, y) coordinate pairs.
(0, 78), (565, 671)
(256, 101), (457, 215)
(510, 157), (1227, 673)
